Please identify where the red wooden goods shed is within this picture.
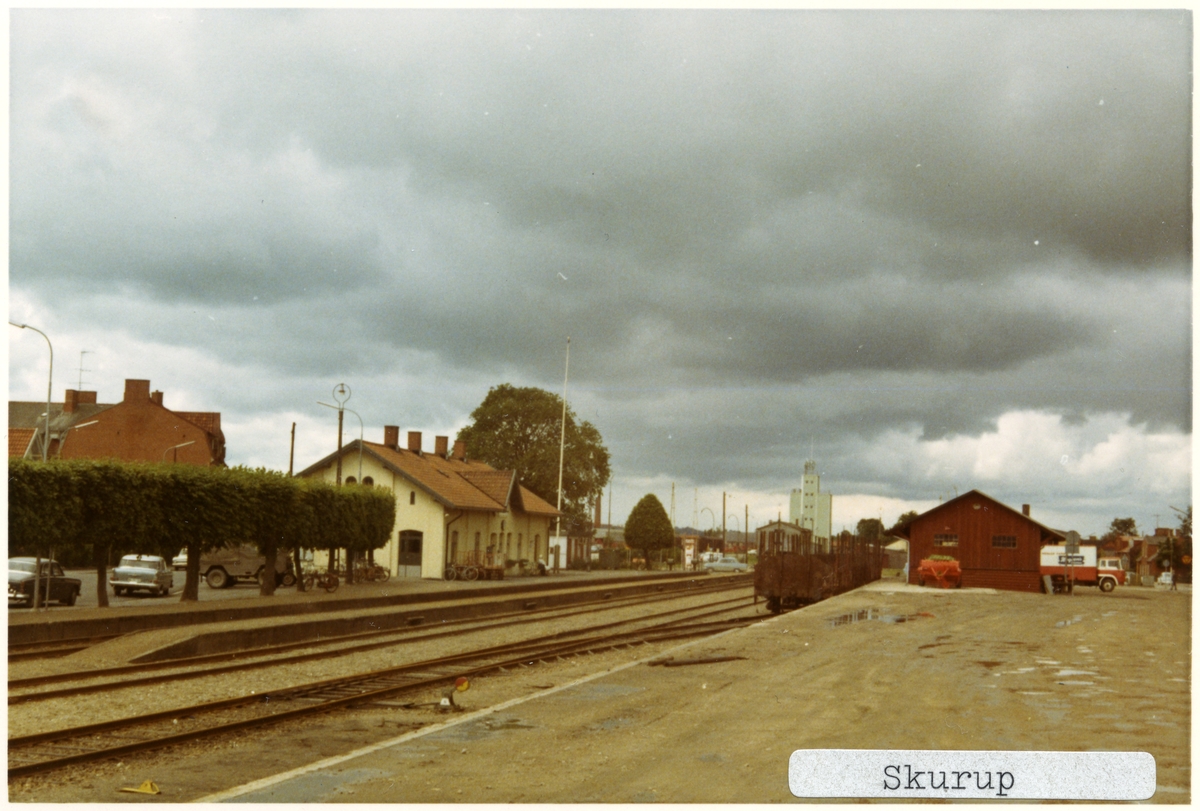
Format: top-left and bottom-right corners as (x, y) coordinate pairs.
(892, 489), (1065, 593)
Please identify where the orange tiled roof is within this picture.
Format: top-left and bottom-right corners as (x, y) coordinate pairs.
(515, 485), (560, 517)
(298, 440), (560, 518)
(360, 441), (506, 511)
(460, 470), (516, 508)
(9, 428), (35, 458)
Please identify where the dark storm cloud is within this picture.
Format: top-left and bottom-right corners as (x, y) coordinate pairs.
(8, 10), (1191, 530)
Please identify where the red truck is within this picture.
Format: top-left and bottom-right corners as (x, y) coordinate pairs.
(1040, 545), (1124, 593)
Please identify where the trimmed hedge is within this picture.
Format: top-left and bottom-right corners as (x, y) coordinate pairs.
(8, 460), (395, 566)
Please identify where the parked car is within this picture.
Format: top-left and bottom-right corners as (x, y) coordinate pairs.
(199, 544), (294, 589)
(172, 549), (188, 571)
(704, 555), (749, 573)
(8, 558), (82, 607)
(110, 554), (174, 597)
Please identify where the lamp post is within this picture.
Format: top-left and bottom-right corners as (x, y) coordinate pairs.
(318, 401), (363, 482)
(162, 440), (196, 462)
(553, 337), (570, 569)
(329, 384), (351, 486)
(9, 321), (52, 461)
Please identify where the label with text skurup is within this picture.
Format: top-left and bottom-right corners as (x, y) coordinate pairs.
(788, 749), (1156, 800)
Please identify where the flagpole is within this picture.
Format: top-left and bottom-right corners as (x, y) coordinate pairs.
(554, 337), (570, 560)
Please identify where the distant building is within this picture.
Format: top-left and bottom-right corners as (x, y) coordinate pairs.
(891, 489), (1065, 592)
(9, 379), (225, 466)
(789, 459), (832, 551)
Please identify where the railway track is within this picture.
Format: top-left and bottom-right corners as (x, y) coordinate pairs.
(7, 634), (126, 663)
(9, 600), (761, 778)
(10, 577), (752, 702)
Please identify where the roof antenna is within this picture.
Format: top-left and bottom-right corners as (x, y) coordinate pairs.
(77, 350), (92, 390)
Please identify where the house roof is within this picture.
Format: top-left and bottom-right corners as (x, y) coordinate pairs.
(514, 485), (561, 517)
(296, 439), (560, 518)
(9, 428), (36, 458)
(890, 489), (1065, 542)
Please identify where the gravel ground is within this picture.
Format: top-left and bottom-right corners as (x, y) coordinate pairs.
(8, 584), (759, 738)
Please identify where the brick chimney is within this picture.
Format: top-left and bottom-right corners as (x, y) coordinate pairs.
(435, 435), (449, 457)
(407, 431), (422, 453)
(150, 390), (164, 406)
(63, 389), (80, 414)
(124, 379), (151, 402)
(452, 440), (466, 461)
(1022, 504), (1030, 517)
(383, 426), (400, 450)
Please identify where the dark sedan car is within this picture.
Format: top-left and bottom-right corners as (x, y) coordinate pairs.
(8, 558), (82, 607)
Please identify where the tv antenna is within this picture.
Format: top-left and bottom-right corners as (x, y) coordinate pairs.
(77, 350), (92, 390)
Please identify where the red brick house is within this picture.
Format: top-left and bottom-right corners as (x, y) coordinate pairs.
(891, 489), (1065, 592)
(8, 379), (225, 466)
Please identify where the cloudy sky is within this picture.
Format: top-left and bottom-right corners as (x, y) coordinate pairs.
(8, 9), (1192, 537)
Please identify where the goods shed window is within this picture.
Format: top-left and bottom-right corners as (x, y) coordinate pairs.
(934, 533), (959, 547)
(991, 535), (1017, 548)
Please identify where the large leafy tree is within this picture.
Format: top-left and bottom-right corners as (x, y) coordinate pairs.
(625, 494), (675, 568)
(456, 384), (611, 536)
(856, 518), (884, 542)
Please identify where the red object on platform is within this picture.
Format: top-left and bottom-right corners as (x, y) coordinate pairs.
(917, 558), (962, 588)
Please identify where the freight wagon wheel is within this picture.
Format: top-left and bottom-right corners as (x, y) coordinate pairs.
(443, 566), (458, 582)
(463, 566), (480, 582)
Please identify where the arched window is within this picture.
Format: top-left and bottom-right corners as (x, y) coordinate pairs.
(363, 476), (374, 486)
(345, 476), (357, 485)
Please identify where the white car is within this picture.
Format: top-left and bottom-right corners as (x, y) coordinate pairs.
(172, 548), (188, 571)
(111, 554), (174, 597)
(703, 555), (749, 573)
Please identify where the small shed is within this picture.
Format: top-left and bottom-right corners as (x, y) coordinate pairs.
(891, 490), (1064, 592)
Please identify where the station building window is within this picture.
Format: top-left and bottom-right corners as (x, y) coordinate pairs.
(934, 533), (959, 547)
(991, 535), (1017, 548)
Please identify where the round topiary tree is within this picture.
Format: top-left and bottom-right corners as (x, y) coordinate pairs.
(624, 493), (675, 570)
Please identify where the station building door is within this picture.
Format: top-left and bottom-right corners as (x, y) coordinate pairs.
(398, 530), (423, 578)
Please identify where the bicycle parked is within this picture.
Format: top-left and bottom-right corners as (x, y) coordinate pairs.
(302, 568), (340, 593)
(355, 562), (391, 583)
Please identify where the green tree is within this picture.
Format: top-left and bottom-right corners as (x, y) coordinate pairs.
(624, 494), (675, 570)
(887, 510), (920, 536)
(856, 518), (884, 542)
(456, 384), (611, 535)
(1156, 506), (1192, 585)
(1103, 517), (1139, 540)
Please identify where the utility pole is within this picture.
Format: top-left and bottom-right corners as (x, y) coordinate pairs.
(722, 491), (727, 552)
(288, 422), (296, 476)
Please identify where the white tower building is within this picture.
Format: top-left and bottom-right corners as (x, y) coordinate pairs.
(788, 460), (833, 551)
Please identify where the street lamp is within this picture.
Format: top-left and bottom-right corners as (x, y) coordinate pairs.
(318, 401), (363, 482)
(162, 440), (196, 462)
(9, 321), (52, 461)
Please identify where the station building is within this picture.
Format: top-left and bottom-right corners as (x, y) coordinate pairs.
(297, 428), (559, 579)
(890, 489), (1065, 592)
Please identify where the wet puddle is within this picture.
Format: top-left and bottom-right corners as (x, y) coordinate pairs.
(827, 608), (933, 627)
